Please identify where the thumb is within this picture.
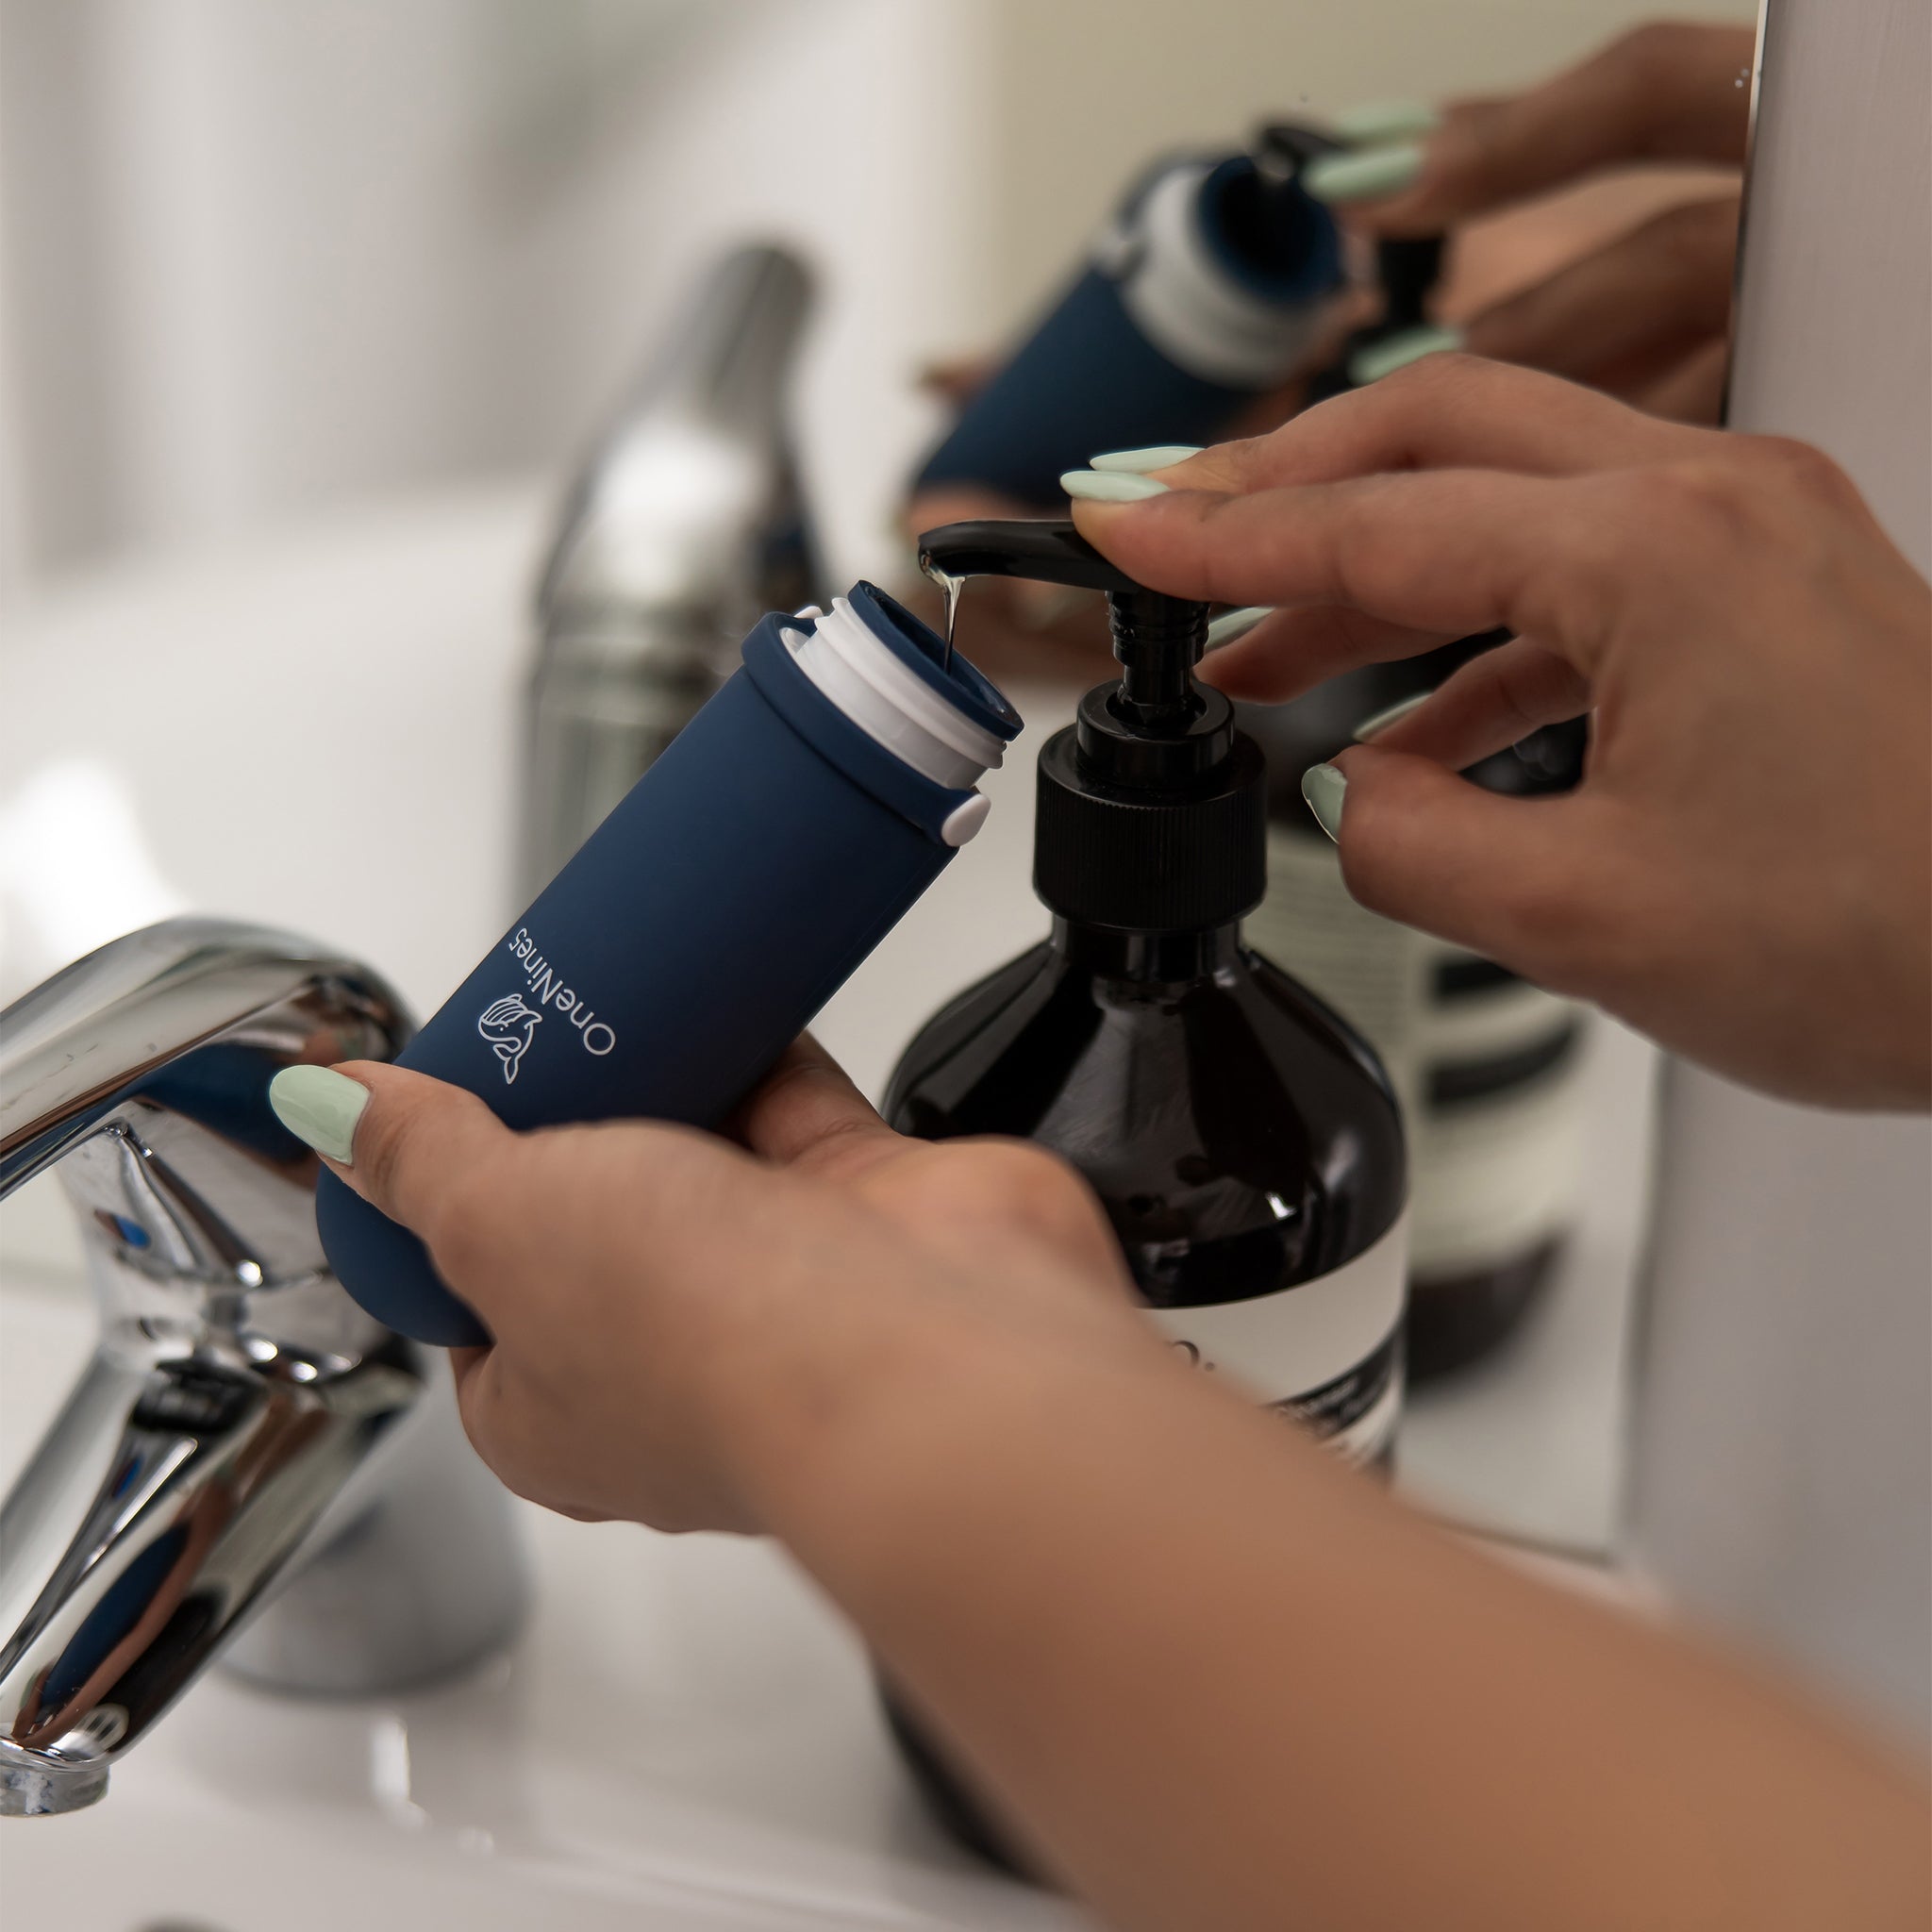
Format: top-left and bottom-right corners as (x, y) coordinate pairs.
(1319, 745), (1608, 989)
(269, 1059), (513, 1234)
(731, 1035), (900, 1175)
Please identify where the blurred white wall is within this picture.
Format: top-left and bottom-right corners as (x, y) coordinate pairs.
(0, 0), (992, 594)
(1, 0), (1750, 605)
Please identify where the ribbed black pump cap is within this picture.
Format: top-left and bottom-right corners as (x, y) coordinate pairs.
(1034, 698), (1266, 930)
(917, 519), (1268, 934)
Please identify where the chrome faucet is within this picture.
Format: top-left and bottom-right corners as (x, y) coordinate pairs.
(522, 242), (824, 895)
(0, 918), (526, 1817)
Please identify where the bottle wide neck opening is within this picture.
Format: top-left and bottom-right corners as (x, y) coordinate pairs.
(1051, 917), (1245, 984)
(780, 588), (1016, 789)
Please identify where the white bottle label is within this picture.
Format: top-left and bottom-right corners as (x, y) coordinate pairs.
(1145, 1211), (1409, 1466)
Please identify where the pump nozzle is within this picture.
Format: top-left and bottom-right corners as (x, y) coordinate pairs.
(919, 519), (1211, 735)
(918, 519), (1131, 596)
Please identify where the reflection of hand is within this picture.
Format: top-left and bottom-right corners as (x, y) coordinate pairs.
(1457, 188), (1739, 422)
(1068, 358), (1932, 1108)
(1322, 25), (1755, 421)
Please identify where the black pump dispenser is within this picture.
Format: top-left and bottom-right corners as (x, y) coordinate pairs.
(910, 511), (1405, 1351)
(919, 520), (1267, 934)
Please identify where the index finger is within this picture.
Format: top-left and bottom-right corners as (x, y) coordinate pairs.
(1147, 356), (1706, 499)
(1072, 467), (1641, 675)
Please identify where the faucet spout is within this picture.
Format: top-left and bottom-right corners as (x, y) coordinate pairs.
(522, 242), (824, 893)
(0, 919), (525, 1816)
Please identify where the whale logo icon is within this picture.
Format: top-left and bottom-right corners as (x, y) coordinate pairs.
(477, 993), (541, 1085)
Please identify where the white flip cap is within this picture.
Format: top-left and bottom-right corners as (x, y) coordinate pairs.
(781, 596), (1007, 792)
(1117, 162), (1334, 389)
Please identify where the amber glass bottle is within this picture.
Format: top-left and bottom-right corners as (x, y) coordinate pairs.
(887, 918), (1407, 1453)
(881, 520), (1409, 1872)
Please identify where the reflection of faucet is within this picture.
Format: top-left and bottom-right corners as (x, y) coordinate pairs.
(0, 919), (526, 1817)
(522, 242), (824, 895)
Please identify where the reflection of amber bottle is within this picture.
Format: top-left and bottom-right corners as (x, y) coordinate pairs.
(1240, 637), (1591, 1382)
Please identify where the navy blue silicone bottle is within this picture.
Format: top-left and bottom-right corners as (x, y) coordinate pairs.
(915, 131), (1343, 508)
(316, 583), (1021, 1346)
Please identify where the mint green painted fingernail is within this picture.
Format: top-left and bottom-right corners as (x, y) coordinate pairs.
(1089, 444), (1203, 473)
(1302, 763), (1346, 842)
(269, 1065), (370, 1165)
(1061, 469), (1171, 503)
(1206, 606), (1274, 650)
(1303, 141), (1424, 206)
(1332, 100), (1440, 144)
(1354, 691), (1430, 741)
(1348, 325), (1465, 387)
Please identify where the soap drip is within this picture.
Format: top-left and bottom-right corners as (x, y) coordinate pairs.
(924, 559), (966, 674)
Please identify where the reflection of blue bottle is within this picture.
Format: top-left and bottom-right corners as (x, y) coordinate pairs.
(317, 584), (1021, 1345)
(916, 143), (1342, 508)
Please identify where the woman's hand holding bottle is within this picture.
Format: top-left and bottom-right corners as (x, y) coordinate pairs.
(273, 1040), (1148, 1534)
